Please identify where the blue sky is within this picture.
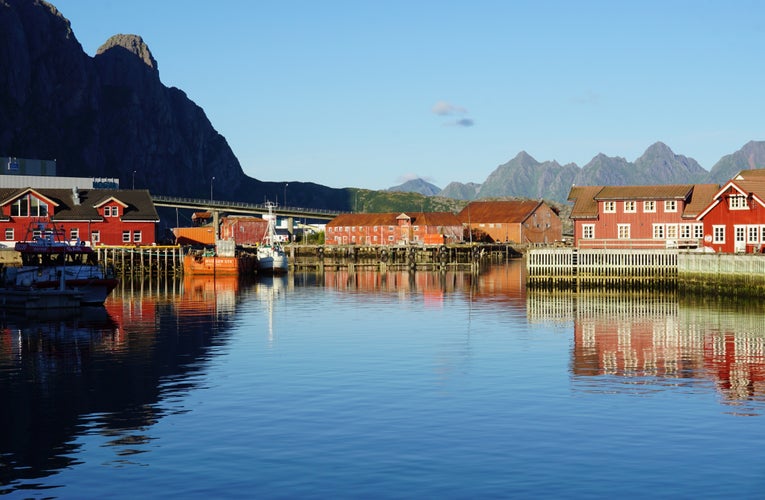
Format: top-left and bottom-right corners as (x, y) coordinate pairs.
(53, 0), (765, 190)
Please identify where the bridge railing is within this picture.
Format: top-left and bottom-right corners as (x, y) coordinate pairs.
(150, 195), (343, 218)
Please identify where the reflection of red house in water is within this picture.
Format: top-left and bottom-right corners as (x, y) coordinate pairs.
(571, 301), (765, 402)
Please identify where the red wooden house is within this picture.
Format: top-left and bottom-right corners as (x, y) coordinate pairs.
(457, 200), (562, 244)
(0, 187), (159, 246)
(696, 169), (765, 253)
(325, 212), (464, 246)
(567, 184), (718, 248)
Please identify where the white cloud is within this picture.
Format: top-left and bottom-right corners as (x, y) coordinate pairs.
(432, 100), (468, 116)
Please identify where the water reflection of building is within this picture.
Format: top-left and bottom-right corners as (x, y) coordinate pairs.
(528, 290), (765, 406)
(321, 261), (527, 310)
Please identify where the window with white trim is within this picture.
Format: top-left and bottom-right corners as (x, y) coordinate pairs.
(679, 224), (691, 239)
(713, 225), (725, 244)
(643, 200), (656, 213)
(653, 224), (665, 239)
(5, 228), (13, 241)
(693, 224), (704, 239)
(748, 225), (759, 244)
(664, 200), (677, 212)
(11, 194), (48, 217)
(729, 194), (749, 210)
(70, 228), (79, 241)
(122, 231), (131, 243)
(91, 231), (100, 243)
(133, 230), (142, 243)
(624, 201), (636, 213)
(603, 201), (616, 213)
(582, 224), (595, 239)
(666, 224), (678, 239)
(761, 225), (765, 243)
(617, 224), (630, 239)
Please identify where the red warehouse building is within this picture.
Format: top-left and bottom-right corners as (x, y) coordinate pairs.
(0, 187), (159, 245)
(326, 212), (464, 246)
(458, 200), (562, 244)
(696, 169), (765, 253)
(568, 184), (718, 248)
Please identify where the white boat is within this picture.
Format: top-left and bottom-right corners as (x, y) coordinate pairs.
(256, 202), (289, 274)
(2, 222), (119, 306)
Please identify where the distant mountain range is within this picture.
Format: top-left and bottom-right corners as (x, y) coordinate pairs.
(388, 141), (765, 203)
(3, 0), (765, 214)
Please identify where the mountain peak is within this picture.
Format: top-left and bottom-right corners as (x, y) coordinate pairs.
(96, 34), (158, 73)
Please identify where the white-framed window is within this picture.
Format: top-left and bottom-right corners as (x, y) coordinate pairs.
(373, 235), (378, 242)
(666, 224), (678, 239)
(388, 235), (394, 241)
(11, 194), (48, 217)
(653, 224), (665, 239)
(91, 231), (100, 243)
(373, 226), (378, 232)
(735, 226), (746, 243)
(5, 228), (13, 241)
(413, 225), (420, 231)
(680, 224), (692, 239)
(643, 200), (656, 213)
(664, 200), (677, 212)
(582, 224), (595, 239)
(133, 230), (142, 243)
(122, 231), (131, 243)
(713, 225), (725, 244)
(603, 201), (616, 213)
(617, 224), (630, 239)
(761, 225), (765, 243)
(70, 228), (79, 241)
(694, 224), (704, 239)
(729, 194), (749, 210)
(747, 226), (759, 244)
(624, 201), (636, 213)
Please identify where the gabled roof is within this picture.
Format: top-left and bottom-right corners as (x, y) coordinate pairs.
(92, 195), (129, 209)
(457, 200), (546, 224)
(696, 179), (765, 220)
(568, 185), (603, 219)
(0, 187), (60, 207)
(734, 168), (765, 180)
(0, 187), (159, 222)
(682, 184), (720, 218)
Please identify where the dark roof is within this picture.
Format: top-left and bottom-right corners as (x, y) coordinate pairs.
(457, 200), (545, 224)
(568, 185), (603, 219)
(682, 184), (720, 218)
(0, 187), (159, 221)
(594, 184), (694, 201)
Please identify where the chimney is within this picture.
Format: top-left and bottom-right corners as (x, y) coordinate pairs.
(72, 186), (80, 205)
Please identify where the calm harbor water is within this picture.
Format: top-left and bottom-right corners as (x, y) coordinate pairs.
(2, 261), (765, 498)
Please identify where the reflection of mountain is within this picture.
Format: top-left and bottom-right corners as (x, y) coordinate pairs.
(0, 277), (251, 489)
(529, 291), (765, 408)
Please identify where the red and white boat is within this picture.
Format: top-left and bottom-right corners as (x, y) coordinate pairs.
(3, 223), (119, 306)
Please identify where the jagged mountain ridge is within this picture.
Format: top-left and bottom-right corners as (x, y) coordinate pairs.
(434, 141), (765, 202)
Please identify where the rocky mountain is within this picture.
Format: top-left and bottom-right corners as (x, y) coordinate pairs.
(0, 0), (351, 211)
(438, 181), (481, 201)
(447, 141), (765, 203)
(707, 140), (765, 183)
(387, 178), (441, 196)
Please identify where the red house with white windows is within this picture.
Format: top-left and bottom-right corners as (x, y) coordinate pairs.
(696, 169), (765, 253)
(326, 212), (464, 246)
(567, 184), (719, 248)
(0, 187), (160, 246)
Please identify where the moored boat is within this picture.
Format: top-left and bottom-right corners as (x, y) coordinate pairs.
(1, 222), (118, 307)
(256, 202), (289, 274)
(182, 239), (256, 275)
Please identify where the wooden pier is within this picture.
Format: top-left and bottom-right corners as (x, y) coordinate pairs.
(287, 244), (522, 272)
(96, 245), (185, 277)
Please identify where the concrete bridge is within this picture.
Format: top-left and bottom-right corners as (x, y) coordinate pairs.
(151, 195), (342, 220)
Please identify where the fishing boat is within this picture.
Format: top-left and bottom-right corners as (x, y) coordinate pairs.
(256, 202), (289, 274)
(183, 239), (256, 275)
(1, 222), (119, 307)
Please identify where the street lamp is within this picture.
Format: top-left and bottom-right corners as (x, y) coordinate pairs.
(211, 176), (215, 202)
(132, 170), (136, 189)
(284, 183), (288, 207)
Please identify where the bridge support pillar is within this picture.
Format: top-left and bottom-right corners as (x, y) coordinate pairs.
(287, 217), (294, 242)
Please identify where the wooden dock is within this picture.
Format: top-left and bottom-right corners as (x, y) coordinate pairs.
(527, 247), (765, 295)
